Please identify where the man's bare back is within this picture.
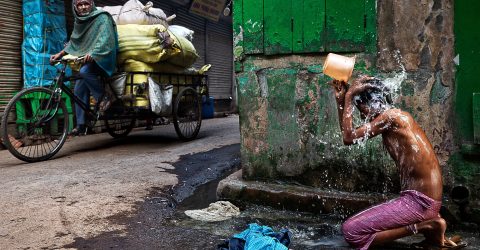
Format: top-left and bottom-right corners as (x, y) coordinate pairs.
(331, 76), (466, 249)
(380, 109), (443, 201)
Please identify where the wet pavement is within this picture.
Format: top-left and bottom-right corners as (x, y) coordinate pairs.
(2, 115), (477, 249)
(61, 143), (480, 250)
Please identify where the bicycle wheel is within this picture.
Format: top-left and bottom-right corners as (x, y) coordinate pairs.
(1, 87), (69, 162)
(105, 118), (135, 138)
(173, 87), (202, 141)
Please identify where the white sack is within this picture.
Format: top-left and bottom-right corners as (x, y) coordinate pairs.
(117, 0), (167, 25)
(168, 25), (194, 42)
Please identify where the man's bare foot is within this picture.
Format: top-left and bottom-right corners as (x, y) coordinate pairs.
(413, 218), (467, 249)
(417, 217), (446, 246)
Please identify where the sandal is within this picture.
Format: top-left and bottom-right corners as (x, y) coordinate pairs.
(69, 126), (87, 137)
(99, 96), (112, 112)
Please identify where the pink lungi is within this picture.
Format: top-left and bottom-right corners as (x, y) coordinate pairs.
(342, 190), (442, 250)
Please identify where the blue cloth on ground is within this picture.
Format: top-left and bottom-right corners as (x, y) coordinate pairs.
(218, 223), (292, 250)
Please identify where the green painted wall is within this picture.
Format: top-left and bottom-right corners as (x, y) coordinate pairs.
(454, 0), (480, 144)
(234, 0), (480, 210)
(452, 0), (480, 211)
(236, 0), (373, 56)
(237, 55), (400, 193)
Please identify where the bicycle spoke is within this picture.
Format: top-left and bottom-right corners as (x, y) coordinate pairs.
(1, 87), (69, 162)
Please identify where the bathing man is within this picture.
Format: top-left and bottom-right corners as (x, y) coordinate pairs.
(331, 76), (464, 250)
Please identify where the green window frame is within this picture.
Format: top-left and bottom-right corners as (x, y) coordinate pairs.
(235, 0), (376, 56)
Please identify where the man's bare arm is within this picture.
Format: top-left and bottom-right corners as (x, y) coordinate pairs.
(330, 80), (348, 131)
(341, 77), (395, 145)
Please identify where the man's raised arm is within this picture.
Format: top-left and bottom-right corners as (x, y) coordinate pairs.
(341, 77), (394, 145)
(330, 80), (348, 132)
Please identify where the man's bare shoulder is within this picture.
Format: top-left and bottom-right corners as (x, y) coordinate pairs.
(380, 108), (414, 126)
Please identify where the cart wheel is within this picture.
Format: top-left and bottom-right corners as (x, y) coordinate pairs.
(105, 118), (135, 138)
(1, 87), (69, 162)
(173, 87), (202, 140)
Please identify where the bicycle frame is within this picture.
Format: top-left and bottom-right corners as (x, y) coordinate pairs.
(50, 60), (102, 125)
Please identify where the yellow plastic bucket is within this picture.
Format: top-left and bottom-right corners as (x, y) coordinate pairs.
(323, 53), (356, 82)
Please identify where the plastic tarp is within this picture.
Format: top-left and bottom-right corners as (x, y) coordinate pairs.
(22, 0), (68, 88)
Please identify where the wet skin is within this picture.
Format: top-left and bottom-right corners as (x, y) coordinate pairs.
(332, 76), (453, 247)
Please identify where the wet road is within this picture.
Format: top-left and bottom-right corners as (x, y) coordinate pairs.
(1, 114), (478, 249)
(0, 115), (240, 249)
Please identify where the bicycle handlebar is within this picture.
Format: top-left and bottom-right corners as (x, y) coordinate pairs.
(51, 56), (86, 65)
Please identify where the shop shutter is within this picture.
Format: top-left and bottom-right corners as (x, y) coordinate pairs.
(0, 1), (23, 114)
(206, 20), (233, 99)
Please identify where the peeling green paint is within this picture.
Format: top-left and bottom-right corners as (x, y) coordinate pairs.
(237, 60), (397, 191)
(353, 58), (377, 76)
(292, 0), (326, 53)
(243, 0), (264, 54)
(401, 81), (415, 97)
(307, 65), (323, 74)
(264, 0), (292, 55)
(233, 0), (243, 57)
(430, 72), (451, 105)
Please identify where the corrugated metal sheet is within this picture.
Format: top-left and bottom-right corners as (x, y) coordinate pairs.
(0, 0), (23, 112)
(206, 19), (233, 99)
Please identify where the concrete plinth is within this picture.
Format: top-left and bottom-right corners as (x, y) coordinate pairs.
(217, 170), (394, 216)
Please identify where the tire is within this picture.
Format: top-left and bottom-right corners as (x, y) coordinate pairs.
(173, 87), (202, 141)
(105, 118), (135, 138)
(1, 87), (69, 162)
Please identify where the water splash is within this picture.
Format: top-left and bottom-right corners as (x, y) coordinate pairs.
(352, 50), (407, 148)
(382, 50), (407, 102)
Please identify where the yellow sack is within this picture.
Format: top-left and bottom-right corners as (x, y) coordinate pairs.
(117, 24), (181, 64)
(118, 37), (160, 52)
(117, 24), (167, 38)
(167, 32), (199, 68)
(123, 60), (205, 85)
(123, 59), (159, 72)
(123, 59), (211, 75)
(118, 46), (171, 64)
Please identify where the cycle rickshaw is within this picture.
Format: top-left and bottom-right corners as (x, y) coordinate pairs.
(1, 57), (208, 162)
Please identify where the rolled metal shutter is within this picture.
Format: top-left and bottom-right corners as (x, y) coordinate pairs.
(0, 1), (23, 113)
(206, 19), (233, 99)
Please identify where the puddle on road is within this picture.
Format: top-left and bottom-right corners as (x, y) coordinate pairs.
(171, 181), (480, 250)
(61, 143), (479, 249)
(172, 201), (480, 249)
(178, 163), (241, 211)
(170, 203), (350, 249)
(170, 174), (352, 249)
